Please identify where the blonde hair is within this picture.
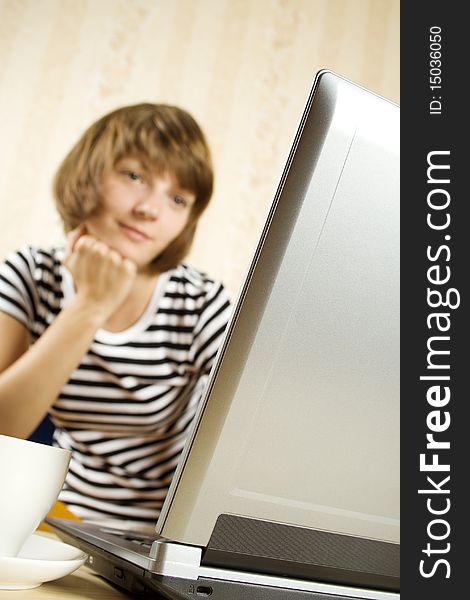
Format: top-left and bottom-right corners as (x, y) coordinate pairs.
(53, 103), (213, 272)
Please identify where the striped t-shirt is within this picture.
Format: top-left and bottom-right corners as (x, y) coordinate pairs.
(0, 246), (231, 526)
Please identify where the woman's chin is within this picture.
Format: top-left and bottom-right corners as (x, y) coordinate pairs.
(83, 229), (157, 271)
(121, 251), (156, 273)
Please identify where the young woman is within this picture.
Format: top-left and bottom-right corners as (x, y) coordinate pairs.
(0, 104), (231, 528)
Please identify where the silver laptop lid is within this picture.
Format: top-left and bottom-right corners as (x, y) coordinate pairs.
(157, 71), (399, 551)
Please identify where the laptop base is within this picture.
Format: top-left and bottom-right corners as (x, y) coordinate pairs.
(47, 517), (398, 600)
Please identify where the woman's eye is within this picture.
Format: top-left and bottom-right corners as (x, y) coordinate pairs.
(173, 195), (187, 207)
(127, 171), (142, 181)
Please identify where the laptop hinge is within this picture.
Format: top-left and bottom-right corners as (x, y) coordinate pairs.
(149, 539), (202, 579)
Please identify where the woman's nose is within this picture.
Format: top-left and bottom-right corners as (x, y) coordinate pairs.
(133, 200), (159, 220)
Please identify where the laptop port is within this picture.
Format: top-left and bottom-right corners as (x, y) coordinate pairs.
(196, 585), (213, 596)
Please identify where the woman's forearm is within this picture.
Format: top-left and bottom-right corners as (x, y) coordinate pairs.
(0, 297), (103, 438)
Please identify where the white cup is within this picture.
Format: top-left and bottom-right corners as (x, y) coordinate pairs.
(0, 435), (71, 557)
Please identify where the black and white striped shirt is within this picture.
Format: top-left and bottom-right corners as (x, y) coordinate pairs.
(0, 246), (231, 526)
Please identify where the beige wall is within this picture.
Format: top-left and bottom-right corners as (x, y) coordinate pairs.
(0, 0), (399, 299)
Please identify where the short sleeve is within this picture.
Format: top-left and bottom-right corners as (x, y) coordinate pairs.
(0, 247), (38, 330)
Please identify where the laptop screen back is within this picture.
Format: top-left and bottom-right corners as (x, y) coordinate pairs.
(157, 71), (399, 551)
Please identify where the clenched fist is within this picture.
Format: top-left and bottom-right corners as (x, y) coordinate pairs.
(64, 227), (137, 325)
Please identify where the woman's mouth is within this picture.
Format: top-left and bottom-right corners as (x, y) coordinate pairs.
(119, 223), (151, 242)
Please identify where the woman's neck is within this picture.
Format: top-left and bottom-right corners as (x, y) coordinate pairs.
(102, 271), (160, 333)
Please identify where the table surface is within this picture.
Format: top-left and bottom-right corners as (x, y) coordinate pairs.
(0, 564), (131, 599)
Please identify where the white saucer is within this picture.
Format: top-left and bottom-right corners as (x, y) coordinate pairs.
(0, 532), (87, 590)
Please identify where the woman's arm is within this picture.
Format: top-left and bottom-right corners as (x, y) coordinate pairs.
(0, 302), (104, 438)
(0, 236), (136, 438)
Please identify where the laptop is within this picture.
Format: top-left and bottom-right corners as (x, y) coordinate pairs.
(48, 70), (400, 599)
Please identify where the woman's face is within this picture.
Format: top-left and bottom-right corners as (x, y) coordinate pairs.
(85, 157), (196, 273)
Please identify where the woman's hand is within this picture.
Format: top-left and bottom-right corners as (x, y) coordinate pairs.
(64, 227), (137, 325)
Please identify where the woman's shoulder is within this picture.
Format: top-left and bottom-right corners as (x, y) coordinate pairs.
(0, 246), (65, 327)
(4, 244), (63, 263)
(163, 263), (231, 318)
(2, 245), (64, 288)
(168, 262), (225, 296)
(2, 245), (63, 273)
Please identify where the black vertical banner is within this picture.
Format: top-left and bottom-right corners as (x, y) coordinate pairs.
(401, 3), (466, 599)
